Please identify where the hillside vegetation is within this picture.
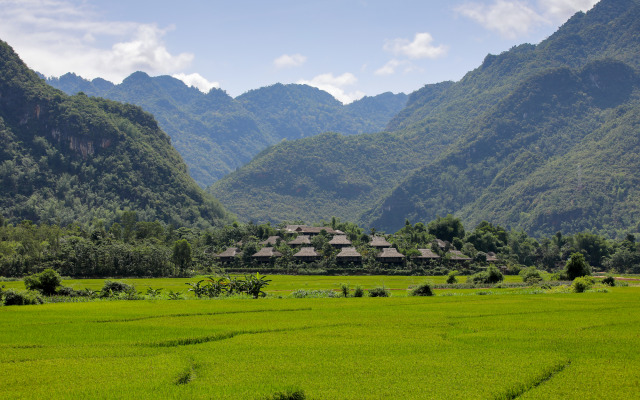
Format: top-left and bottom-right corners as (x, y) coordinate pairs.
(47, 75), (407, 187)
(210, 0), (640, 238)
(0, 40), (231, 229)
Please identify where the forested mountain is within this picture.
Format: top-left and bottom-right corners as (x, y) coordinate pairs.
(0, 40), (232, 229)
(46, 75), (407, 187)
(210, 0), (640, 238)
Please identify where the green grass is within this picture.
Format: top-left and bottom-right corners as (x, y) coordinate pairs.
(1, 286), (639, 399)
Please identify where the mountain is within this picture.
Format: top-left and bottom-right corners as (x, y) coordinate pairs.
(210, 0), (640, 238)
(46, 75), (407, 187)
(0, 40), (232, 229)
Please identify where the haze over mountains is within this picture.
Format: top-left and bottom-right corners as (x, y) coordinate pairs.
(210, 0), (640, 237)
(46, 73), (408, 187)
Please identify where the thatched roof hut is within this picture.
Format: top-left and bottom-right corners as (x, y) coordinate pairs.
(336, 247), (362, 264)
(448, 250), (472, 262)
(329, 235), (351, 247)
(252, 247), (282, 262)
(486, 252), (499, 263)
(370, 236), (391, 248)
(293, 247), (320, 262)
(284, 225), (344, 236)
(288, 235), (311, 246)
(216, 247), (242, 263)
(259, 236), (281, 246)
(377, 247), (405, 263)
(415, 248), (440, 260)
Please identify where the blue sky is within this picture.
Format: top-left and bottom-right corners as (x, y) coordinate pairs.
(0, 0), (599, 103)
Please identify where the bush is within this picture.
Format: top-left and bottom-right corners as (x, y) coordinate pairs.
(446, 271), (458, 284)
(100, 280), (136, 297)
(368, 287), (390, 297)
(410, 282), (434, 296)
(565, 252), (591, 280)
(263, 389), (306, 400)
(339, 283), (350, 297)
(353, 285), (364, 297)
(601, 276), (616, 286)
(468, 266), (504, 284)
(23, 269), (62, 295)
(520, 267), (544, 284)
(2, 289), (44, 306)
(571, 277), (593, 293)
(290, 289), (338, 298)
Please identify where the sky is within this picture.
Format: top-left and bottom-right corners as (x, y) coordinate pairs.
(0, 0), (601, 103)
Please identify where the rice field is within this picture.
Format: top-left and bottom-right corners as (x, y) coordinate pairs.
(1, 282), (639, 399)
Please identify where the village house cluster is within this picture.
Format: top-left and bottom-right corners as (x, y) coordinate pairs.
(215, 225), (500, 267)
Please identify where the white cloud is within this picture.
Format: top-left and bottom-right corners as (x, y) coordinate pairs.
(455, 1), (545, 39)
(0, 0), (196, 83)
(375, 59), (418, 76)
(384, 32), (448, 59)
(456, 0), (599, 39)
(273, 53), (307, 69)
(537, 0), (599, 20)
(172, 73), (220, 93)
(297, 73), (365, 104)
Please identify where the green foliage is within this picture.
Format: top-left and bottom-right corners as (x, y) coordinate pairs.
(446, 271), (459, 284)
(2, 288), (44, 305)
(340, 282), (350, 298)
(262, 389), (306, 400)
(242, 272), (272, 299)
(601, 275), (616, 286)
(520, 267), (544, 284)
(565, 252), (592, 280)
(409, 282), (434, 296)
(353, 285), (364, 297)
(100, 280), (136, 298)
(368, 286), (390, 297)
(571, 276), (594, 293)
(172, 239), (192, 273)
(468, 266), (504, 285)
(23, 268), (62, 295)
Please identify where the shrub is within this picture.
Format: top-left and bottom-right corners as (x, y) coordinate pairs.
(410, 282), (434, 296)
(446, 271), (458, 284)
(2, 289), (44, 306)
(565, 252), (591, 280)
(571, 277), (593, 293)
(353, 285), (364, 297)
(520, 267), (544, 284)
(368, 287), (390, 297)
(601, 276), (616, 287)
(100, 280), (136, 297)
(263, 389), (306, 400)
(23, 269), (62, 295)
(468, 266), (504, 284)
(340, 283), (350, 297)
(290, 289), (338, 298)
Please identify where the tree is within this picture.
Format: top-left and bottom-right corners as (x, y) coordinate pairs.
(427, 215), (465, 242)
(23, 268), (62, 295)
(172, 239), (192, 274)
(564, 252), (591, 280)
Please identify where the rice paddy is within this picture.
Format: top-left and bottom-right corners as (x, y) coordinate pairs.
(1, 278), (639, 399)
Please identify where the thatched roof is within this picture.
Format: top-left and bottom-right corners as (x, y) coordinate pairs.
(288, 235), (311, 245)
(293, 247), (319, 258)
(416, 249), (440, 259)
(377, 248), (405, 259)
(435, 239), (447, 249)
(336, 247), (362, 258)
(284, 225), (344, 235)
(370, 236), (391, 247)
(216, 247), (242, 258)
(259, 236), (280, 245)
(252, 247), (282, 258)
(329, 235), (351, 245)
(448, 250), (471, 261)
(486, 252), (499, 262)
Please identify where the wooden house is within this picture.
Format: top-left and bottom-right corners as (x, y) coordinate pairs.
(370, 235), (392, 248)
(284, 225), (344, 236)
(377, 247), (405, 264)
(293, 247), (320, 262)
(287, 235), (311, 246)
(336, 247), (362, 264)
(259, 236), (281, 246)
(329, 235), (352, 248)
(216, 247), (242, 264)
(448, 250), (472, 263)
(486, 252), (499, 263)
(414, 248), (441, 263)
(252, 247), (282, 263)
